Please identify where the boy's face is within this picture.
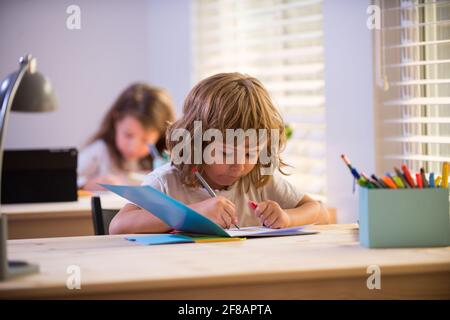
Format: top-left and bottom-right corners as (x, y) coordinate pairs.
(115, 116), (160, 161)
(202, 142), (258, 189)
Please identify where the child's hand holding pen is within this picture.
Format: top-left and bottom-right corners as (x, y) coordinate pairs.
(188, 197), (238, 229)
(191, 167), (240, 229)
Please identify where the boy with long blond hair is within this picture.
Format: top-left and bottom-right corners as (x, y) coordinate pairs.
(109, 73), (328, 234)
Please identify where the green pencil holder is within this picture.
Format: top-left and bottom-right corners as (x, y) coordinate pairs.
(358, 187), (450, 248)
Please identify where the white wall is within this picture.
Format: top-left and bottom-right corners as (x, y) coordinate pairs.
(147, 0), (191, 115)
(0, 0), (191, 150)
(323, 0), (375, 223)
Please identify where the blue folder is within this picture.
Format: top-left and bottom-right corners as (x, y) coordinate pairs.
(101, 184), (230, 237)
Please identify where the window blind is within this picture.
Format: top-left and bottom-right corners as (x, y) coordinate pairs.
(192, 0), (326, 198)
(375, 0), (450, 175)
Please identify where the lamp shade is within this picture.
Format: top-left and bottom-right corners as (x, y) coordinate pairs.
(0, 71), (57, 113)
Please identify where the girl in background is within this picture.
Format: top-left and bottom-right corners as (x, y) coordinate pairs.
(78, 83), (175, 190)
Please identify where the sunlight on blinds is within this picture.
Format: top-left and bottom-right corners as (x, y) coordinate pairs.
(192, 0), (326, 198)
(375, 0), (450, 175)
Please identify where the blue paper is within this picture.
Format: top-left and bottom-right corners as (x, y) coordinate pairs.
(101, 184), (230, 237)
(126, 234), (194, 245)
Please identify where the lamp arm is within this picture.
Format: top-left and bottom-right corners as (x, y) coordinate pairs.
(0, 57), (31, 186)
(0, 55), (31, 280)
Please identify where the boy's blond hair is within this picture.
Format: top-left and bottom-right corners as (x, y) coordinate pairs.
(166, 72), (288, 190)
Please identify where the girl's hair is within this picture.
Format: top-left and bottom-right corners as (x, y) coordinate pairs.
(166, 72), (288, 190)
(88, 83), (175, 171)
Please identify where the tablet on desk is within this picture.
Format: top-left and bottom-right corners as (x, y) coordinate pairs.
(1, 148), (78, 204)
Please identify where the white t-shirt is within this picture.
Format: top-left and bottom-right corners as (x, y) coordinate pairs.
(141, 163), (305, 227)
(77, 140), (141, 188)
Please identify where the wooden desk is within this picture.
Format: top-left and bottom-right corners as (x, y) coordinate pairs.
(1, 193), (127, 239)
(2, 196), (336, 239)
(0, 224), (448, 299)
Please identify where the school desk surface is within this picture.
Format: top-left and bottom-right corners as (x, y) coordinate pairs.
(2, 196), (336, 239)
(1, 193), (127, 239)
(0, 224), (449, 299)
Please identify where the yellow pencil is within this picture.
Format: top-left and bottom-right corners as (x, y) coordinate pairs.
(435, 176), (442, 188)
(442, 162), (449, 188)
(392, 176), (405, 188)
(194, 237), (246, 243)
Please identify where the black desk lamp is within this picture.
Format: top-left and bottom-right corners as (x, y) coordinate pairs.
(0, 54), (57, 280)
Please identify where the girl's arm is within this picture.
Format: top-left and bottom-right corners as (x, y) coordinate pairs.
(82, 175), (122, 191)
(109, 203), (172, 234)
(78, 141), (127, 191)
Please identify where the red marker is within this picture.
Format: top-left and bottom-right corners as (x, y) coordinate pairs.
(248, 200), (258, 210)
(401, 164), (416, 188)
(416, 173), (423, 188)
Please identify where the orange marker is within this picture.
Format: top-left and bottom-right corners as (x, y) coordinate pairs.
(382, 176), (397, 189)
(442, 162), (449, 188)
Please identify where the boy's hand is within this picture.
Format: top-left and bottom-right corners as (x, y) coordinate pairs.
(251, 200), (291, 229)
(189, 196), (238, 229)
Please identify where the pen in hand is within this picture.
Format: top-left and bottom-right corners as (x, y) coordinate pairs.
(192, 167), (240, 229)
